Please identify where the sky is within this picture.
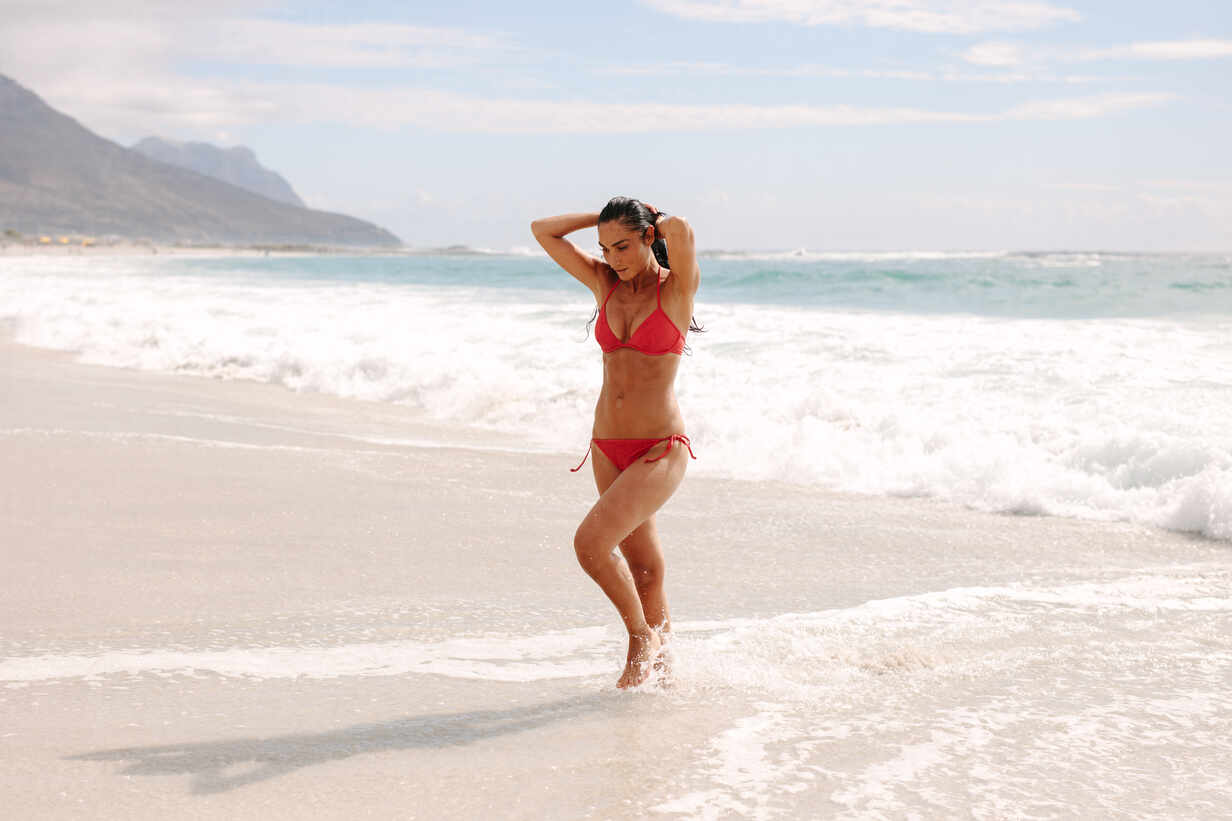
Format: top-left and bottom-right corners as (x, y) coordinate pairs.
(2, 0), (1230, 251)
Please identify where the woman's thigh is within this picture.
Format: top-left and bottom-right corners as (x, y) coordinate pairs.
(590, 442), (622, 496)
(577, 443), (689, 549)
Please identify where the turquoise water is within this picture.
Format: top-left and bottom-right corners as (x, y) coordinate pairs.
(164, 250), (1232, 317)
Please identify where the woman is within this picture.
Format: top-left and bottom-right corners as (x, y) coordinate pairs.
(531, 197), (702, 689)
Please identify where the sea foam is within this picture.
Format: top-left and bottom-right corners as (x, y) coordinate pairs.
(3, 253), (1230, 540)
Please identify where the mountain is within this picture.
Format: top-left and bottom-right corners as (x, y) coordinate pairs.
(0, 75), (400, 246)
(131, 137), (306, 207)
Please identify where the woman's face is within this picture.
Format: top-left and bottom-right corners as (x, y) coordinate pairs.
(597, 220), (653, 281)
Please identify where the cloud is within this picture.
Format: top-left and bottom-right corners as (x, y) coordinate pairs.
(0, 14), (518, 75)
(0, 5), (1178, 142)
(1074, 39), (1232, 62)
(1, 0), (263, 19)
(62, 80), (1171, 135)
(961, 38), (1232, 67)
(639, 0), (1081, 34)
(0, 9), (525, 137)
(252, 85), (994, 131)
(599, 60), (1105, 84)
(962, 41), (1026, 66)
(1144, 179), (1232, 192)
(0, 9), (521, 127)
(1003, 92), (1174, 120)
(939, 71), (1102, 84)
(599, 61), (933, 80)
(1040, 182), (1123, 192)
(295, 87), (1090, 131)
(202, 20), (519, 69)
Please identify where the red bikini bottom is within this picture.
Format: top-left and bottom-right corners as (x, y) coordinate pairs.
(571, 434), (697, 473)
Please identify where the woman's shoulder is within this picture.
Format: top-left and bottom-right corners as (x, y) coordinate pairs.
(593, 265), (620, 302)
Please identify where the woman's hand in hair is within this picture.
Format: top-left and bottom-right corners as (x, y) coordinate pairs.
(642, 203), (666, 241)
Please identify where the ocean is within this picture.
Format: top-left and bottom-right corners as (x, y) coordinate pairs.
(3, 248), (1232, 817)
(3, 249), (1230, 541)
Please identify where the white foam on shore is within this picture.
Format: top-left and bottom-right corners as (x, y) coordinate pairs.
(0, 627), (614, 684)
(3, 254), (1231, 541)
(653, 704), (825, 821)
(5, 569), (1228, 687)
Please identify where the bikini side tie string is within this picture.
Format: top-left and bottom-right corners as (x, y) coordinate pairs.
(570, 446), (591, 472)
(643, 434), (697, 464)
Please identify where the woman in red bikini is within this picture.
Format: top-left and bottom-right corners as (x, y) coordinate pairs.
(531, 197), (702, 689)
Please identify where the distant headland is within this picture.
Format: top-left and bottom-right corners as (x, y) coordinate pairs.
(0, 74), (401, 248)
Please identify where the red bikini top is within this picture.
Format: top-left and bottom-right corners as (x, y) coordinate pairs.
(595, 273), (685, 356)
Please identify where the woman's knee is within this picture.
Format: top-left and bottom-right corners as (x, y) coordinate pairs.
(573, 523), (609, 571)
(624, 553), (664, 592)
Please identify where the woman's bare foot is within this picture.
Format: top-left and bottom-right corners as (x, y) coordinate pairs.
(617, 630), (662, 689)
(652, 630), (674, 686)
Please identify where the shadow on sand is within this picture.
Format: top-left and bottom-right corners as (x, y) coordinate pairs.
(66, 693), (614, 794)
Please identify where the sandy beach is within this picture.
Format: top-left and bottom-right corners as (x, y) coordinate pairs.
(3, 335), (1230, 819)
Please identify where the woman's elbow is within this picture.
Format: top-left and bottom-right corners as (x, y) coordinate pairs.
(531, 219), (558, 241)
(663, 216), (693, 241)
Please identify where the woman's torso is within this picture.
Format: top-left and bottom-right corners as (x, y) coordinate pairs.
(591, 266), (692, 438)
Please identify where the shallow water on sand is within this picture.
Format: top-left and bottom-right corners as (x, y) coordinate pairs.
(6, 564), (1231, 818)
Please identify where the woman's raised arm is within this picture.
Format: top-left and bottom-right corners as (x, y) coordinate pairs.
(531, 212), (607, 299)
(656, 215), (700, 295)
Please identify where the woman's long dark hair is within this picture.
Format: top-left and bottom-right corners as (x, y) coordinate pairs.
(586, 196), (705, 353)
